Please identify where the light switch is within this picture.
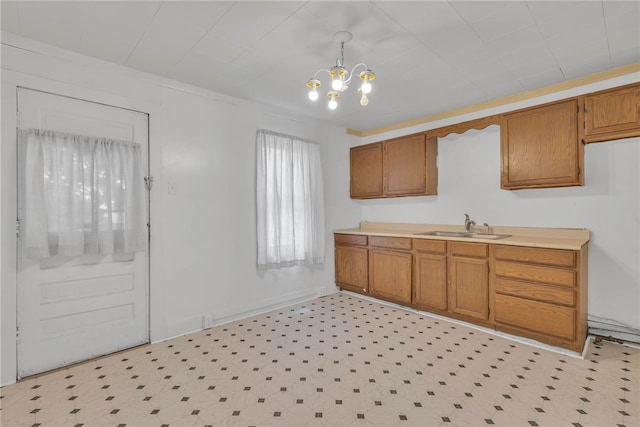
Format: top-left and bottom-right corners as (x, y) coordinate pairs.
(168, 182), (177, 195)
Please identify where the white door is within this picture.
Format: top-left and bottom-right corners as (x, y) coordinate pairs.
(16, 88), (150, 379)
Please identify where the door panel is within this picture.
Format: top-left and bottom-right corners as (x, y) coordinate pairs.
(16, 88), (149, 378)
(335, 245), (369, 294)
(369, 249), (412, 304)
(449, 256), (489, 320)
(414, 253), (447, 311)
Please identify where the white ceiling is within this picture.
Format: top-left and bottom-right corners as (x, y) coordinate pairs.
(2, 1), (639, 132)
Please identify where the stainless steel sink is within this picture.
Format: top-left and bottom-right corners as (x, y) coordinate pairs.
(414, 230), (511, 240)
(467, 233), (511, 240)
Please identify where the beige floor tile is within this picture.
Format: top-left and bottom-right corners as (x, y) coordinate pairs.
(1, 293), (638, 427)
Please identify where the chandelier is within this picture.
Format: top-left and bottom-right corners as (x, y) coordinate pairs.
(306, 31), (375, 110)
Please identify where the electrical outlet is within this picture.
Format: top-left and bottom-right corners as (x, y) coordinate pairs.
(202, 314), (214, 329)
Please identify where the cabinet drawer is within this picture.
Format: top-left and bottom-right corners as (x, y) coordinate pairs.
(335, 234), (368, 246)
(496, 278), (575, 307)
(495, 294), (575, 341)
(413, 239), (446, 254)
(370, 236), (412, 250)
(494, 245), (575, 268)
(449, 241), (488, 258)
(495, 261), (575, 287)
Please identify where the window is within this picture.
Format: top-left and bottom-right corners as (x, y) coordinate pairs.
(18, 128), (145, 259)
(255, 129), (325, 268)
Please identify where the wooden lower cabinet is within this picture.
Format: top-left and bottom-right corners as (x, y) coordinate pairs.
(413, 239), (447, 311)
(493, 245), (587, 352)
(369, 236), (413, 305)
(369, 249), (412, 305)
(334, 234), (369, 295)
(334, 233), (588, 352)
(448, 242), (489, 322)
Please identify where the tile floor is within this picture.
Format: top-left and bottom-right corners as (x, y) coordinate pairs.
(1, 293), (638, 427)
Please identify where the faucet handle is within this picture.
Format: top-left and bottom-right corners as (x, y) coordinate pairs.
(483, 222), (490, 234)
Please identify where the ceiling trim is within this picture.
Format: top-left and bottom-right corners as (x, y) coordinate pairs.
(348, 62), (640, 138)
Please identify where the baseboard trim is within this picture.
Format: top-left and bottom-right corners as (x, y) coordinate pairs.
(208, 288), (328, 327)
(338, 290), (588, 359)
(156, 286), (340, 344)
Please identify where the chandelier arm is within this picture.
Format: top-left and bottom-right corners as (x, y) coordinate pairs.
(312, 68), (333, 79)
(344, 63), (370, 85)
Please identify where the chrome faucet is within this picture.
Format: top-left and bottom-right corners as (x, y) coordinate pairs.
(464, 214), (475, 233)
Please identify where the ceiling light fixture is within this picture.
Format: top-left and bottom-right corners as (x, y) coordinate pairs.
(306, 31), (375, 110)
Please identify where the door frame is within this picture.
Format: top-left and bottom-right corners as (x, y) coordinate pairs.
(14, 86), (152, 378)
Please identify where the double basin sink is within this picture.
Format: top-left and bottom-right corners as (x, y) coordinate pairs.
(414, 230), (511, 240)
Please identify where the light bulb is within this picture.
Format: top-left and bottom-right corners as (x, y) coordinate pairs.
(359, 70), (374, 94)
(327, 91), (339, 110)
(360, 94), (369, 106)
(308, 89), (319, 101)
(331, 78), (343, 91)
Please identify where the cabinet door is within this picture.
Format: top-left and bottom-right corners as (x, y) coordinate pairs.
(335, 245), (369, 294)
(501, 99), (582, 189)
(414, 252), (447, 311)
(583, 83), (640, 143)
(449, 256), (489, 320)
(350, 143), (383, 198)
(384, 134), (427, 196)
(369, 249), (412, 304)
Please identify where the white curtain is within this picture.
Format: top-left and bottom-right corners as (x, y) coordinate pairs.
(18, 128), (145, 259)
(256, 129), (325, 268)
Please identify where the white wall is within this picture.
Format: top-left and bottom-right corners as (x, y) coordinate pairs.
(358, 77), (640, 334)
(149, 87), (360, 339)
(0, 33), (361, 385)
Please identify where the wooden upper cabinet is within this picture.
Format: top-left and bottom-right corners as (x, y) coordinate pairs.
(350, 134), (437, 199)
(501, 98), (583, 190)
(384, 133), (437, 197)
(580, 83), (640, 143)
(350, 142), (383, 198)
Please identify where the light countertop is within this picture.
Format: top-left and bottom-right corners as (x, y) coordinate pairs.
(335, 222), (589, 250)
